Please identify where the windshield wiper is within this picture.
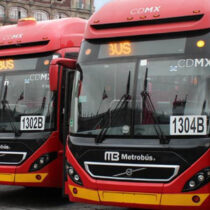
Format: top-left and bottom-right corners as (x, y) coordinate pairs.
(95, 71), (131, 144)
(1, 84), (21, 137)
(141, 67), (168, 144)
(13, 91), (24, 114)
(95, 94), (130, 143)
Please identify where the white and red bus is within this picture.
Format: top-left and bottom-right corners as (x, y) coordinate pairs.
(57, 0), (210, 209)
(0, 17), (86, 188)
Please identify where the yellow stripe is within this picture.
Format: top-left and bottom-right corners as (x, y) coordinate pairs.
(69, 185), (209, 207)
(99, 190), (161, 205)
(69, 185), (100, 202)
(69, 185), (160, 204)
(0, 173), (15, 182)
(0, 173), (48, 183)
(15, 173), (48, 183)
(161, 193), (209, 206)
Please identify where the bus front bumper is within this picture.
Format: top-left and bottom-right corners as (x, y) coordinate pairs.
(68, 185), (210, 209)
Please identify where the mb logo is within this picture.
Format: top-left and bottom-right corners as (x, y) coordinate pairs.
(104, 151), (120, 161)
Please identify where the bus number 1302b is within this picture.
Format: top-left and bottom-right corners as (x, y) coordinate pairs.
(170, 115), (207, 135)
(20, 116), (45, 131)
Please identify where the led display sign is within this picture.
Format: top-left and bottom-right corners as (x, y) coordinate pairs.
(0, 59), (15, 71)
(108, 41), (132, 56)
(98, 38), (186, 59)
(0, 56), (51, 72)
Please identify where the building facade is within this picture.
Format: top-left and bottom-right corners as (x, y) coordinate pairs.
(0, 0), (94, 26)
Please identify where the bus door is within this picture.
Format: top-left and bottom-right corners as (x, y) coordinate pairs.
(62, 69), (76, 197)
(59, 51), (79, 144)
(0, 76), (16, 183)
(49, 48), (79, 194)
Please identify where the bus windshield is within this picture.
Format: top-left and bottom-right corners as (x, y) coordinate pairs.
(0, 53), (55, 133)
(70, 30), (210, 138)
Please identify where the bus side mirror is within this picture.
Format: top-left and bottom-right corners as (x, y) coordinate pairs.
(49, 58), (77, 91)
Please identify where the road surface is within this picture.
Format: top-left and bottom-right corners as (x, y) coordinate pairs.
(0, 185), (138, 210)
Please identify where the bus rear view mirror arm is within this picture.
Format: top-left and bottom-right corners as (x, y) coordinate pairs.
(49, 58), (77, 91)
(51, 58), (77, 69)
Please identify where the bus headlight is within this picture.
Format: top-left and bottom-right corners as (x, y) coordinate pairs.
(29, 152), (57, 172)
(66, 162), (83, 186)
(68, 166), (74, 176)
(182, 167), (210, 192)
(197, 173), (205, 182)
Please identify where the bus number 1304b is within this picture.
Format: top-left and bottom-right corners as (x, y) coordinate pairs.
(20, 116), (45, 131)
(170, 115), (207, 135)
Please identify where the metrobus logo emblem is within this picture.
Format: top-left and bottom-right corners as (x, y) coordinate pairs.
(104, 151), (156, 162)
(104, 151), (120, 161)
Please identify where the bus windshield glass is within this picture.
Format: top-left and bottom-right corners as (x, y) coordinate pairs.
(0, 53), (56, 133)
(70, 30), (210, 138)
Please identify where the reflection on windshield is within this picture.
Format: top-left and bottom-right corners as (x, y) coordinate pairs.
(134, 58), (210, 136)
(70, 31), (210, 138)
(0, 72), (55, 132)
(71, 61), (135, 136)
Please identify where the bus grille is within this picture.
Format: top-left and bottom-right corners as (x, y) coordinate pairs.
(0, 151), (27, 165)
(84, 162), (180, 182)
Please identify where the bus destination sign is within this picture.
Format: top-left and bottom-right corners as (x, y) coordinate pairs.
(98, 38), (186, 59)
(0, 59), (15, 71)
(0, 57), (40, 72)
(108, 41), (132, 57)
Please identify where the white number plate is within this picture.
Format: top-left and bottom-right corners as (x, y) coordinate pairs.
(20, 116), (45, 131)
(170, 115), (207, 135)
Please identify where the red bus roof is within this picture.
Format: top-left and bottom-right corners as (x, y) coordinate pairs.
(86, 0), (210, 39)
(0, 18), (87, 57)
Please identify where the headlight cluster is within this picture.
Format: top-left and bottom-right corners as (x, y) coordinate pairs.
(29, 152), (57, 172)
(66, 162), (83, 186)
(182, 167), (210, 192)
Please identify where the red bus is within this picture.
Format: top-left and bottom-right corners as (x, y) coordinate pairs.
(58, 0), (210, 209)
(0, 17), (86, 188)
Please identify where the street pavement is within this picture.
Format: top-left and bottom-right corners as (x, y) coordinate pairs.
(0, 185), (136, 210)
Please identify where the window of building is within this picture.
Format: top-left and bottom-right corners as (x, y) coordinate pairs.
(84, 0), (91, 10)
(0, 5), (4, 18)
(34, 10), (49, 21)
(9, 7), (27, 20)
(54, 12), (68, 19)
(72, 0), (91, 10)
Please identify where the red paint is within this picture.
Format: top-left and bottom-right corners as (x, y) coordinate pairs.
(65, 0), (210, 209)
(0, 18), (86, 188)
